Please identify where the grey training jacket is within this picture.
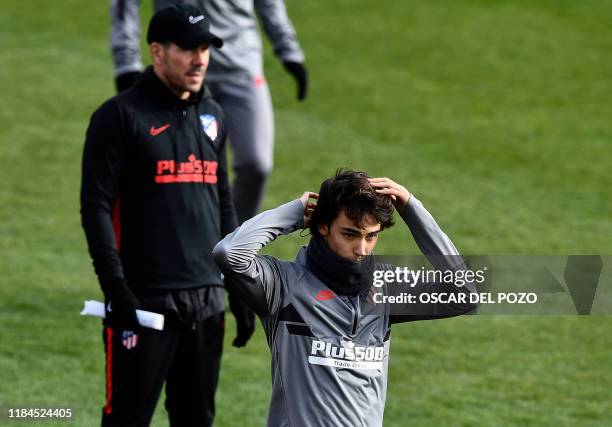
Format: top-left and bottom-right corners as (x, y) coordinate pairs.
(213, 197), (476, 427)
(110, 0), (305, 79)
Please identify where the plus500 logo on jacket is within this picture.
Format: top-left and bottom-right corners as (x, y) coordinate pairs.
(155, 154), (218, 184)
(308, 340), (384, 370)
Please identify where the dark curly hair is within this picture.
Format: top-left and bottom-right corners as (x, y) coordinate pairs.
(309, 169), (395, 236)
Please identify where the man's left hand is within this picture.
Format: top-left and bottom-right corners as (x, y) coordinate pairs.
(228, 291), (255, 348)
(368, 177), (411, 213)
(283, 61), (308, 101)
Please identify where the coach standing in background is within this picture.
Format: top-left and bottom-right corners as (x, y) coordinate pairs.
(111, 0), (308, 224)
(81, 5), (253, 426)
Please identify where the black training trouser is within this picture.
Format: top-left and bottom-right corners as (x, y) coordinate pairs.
(101, 311), (224, 427)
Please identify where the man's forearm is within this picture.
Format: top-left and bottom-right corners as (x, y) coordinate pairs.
(254, 0), (305, 63)
(213, 198), (303, 272)
(213, 199), (303, 315)
(217, 151), (238, 237)
(389, 196), (476, 323)
(110, 0), (143, 76)
(81, 206), (124, 287)
(400, 196), (464, 270)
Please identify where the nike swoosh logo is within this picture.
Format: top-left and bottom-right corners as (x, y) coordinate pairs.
(150, 124), (170, 136)
(189, 15), (204, 24)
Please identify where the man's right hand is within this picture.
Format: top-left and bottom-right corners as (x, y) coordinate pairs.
(102, 279), (141, 331)
(299, 192), (318, 228)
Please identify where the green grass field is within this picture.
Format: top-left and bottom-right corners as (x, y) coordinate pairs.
(1, 0), (611, 425)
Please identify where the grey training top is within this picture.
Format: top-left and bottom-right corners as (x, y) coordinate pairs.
(111, 0), (305, 80)
(213, 197), (476, 427)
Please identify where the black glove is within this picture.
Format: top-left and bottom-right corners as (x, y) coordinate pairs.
(101, 278), (141, 331)
(283, 61), (308, 101)
(228, 291), (255, 348)
(115, 71), (141, 93)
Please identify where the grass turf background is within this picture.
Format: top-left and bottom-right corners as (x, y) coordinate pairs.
(1, 0), (611, 425)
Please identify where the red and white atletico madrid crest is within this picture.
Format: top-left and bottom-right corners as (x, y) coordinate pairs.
(121, 330), (139, 350)
(200, 114), (218, 141)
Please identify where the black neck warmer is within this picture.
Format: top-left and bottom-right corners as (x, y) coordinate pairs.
(306, 234), (374, 296)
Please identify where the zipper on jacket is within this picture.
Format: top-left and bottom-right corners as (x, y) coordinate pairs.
(347, 295), (358, 335)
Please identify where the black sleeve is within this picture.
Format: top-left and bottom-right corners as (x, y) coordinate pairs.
(212, 200), (305, 317)
(215, 109), (238, 237)
(80, 100), (127, 288)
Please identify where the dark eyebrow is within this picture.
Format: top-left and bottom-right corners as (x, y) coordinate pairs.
(340, 227), (381, 237)
(340, 227), (361, 234)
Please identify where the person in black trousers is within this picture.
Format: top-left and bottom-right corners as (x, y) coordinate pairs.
(81, 5), (253, 426)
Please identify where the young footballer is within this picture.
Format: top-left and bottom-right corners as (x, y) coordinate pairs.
(213, 169), (476, 426)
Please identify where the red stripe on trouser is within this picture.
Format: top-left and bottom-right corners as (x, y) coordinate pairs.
(104, 327), (114, 415)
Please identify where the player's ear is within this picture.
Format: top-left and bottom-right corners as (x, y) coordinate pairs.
(318, 224), (329, 237)
(150, 42), (164, 65)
